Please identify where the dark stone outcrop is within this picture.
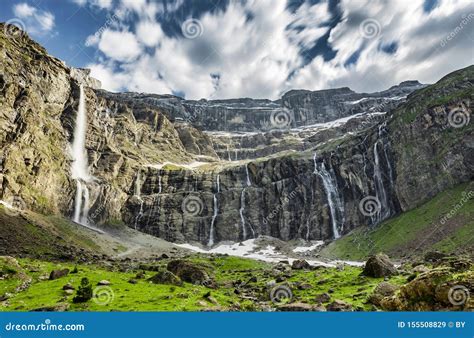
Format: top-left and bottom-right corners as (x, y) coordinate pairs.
(167, 260), (211, 285)
(362, 254), (397, 278)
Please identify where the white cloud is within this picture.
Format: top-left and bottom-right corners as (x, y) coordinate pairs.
(71, 0), (112, 9)
(13, 3), (55, 35)
(86, 0), (474, 99)
(98, 29), (142, 62)
(136, 21), (162, 47)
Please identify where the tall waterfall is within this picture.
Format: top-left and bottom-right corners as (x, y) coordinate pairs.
(208, 174), (220, 247)
(239, 164), (253, 240)
(313, 154), (344, 239)
(245, 164), (251, 187)
(372, 123), (394, 223)
(239, 189), (247, 240)
(71, 85), (92, 225)
(134, 171), (144, 230)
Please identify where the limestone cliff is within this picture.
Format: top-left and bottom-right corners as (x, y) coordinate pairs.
(0, 23), (472, 247)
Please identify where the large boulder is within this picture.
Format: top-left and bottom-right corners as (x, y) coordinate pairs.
(362, 253), (397, 277)
(291, 260), (311, 270)
(368, 282), (399, 307)
(49, 269), (69, 280)
(167, 260), (210, 285)
(148, 270), (183, 286)
(381, 267), (474, 311)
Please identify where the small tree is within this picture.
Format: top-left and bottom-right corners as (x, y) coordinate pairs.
(73, 277), (93, 303)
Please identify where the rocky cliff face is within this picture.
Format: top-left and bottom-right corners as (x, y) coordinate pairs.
(1, 24), (472, 247)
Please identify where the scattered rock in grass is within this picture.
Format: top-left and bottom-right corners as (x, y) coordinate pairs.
(31, 303), (70, 312)
(148, 270), (183, 286)
(62, 283), (75, 290)
(413, 265), (429, 273)
(64, 289), (74, 295)
(326, 300), (353, 312)
(424, 251), (447, 263)
(167, 260), (211, 285)
(97, 280), (111, 286)
(128, 279), (138, 284)
(292, 259), (311, 270)
(0, 293), (12, 301)
(277, 302), (314, 311)
(49, 269), (69, 280)
(297, 283), (312, 290)
(368, 282), (399, 307)
(314, 292), (331, 304)
(362, 253), (397, 278)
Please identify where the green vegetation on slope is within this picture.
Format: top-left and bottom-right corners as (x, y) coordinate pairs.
(320, 182), (474, 260)
(0, 256), (408, 312)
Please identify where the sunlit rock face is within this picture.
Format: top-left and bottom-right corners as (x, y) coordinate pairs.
(1, 23), (472, 246)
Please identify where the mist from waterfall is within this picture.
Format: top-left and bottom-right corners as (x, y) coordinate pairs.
(71, 85), (92, 225)
(208, 174), (220, 247)
(313, 154), (344, 239)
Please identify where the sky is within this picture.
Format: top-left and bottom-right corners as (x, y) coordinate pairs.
(0, 0), (473, 99)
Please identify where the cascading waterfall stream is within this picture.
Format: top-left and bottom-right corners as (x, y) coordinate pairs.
(134, 171), (144, 230)
(208, 174), (220, 247)
(372, 123), (394, 224)
(313, 154), (344, 239)
(239, 164), (253, 240)
(71, 84), (93, 225)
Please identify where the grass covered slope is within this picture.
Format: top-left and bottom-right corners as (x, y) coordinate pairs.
(0, 256), (405, 312)
(320, 182), (474, 260)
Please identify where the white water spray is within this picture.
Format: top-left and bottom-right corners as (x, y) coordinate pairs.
(134, 171), (144, 230)
(372, 123), (394, 223)
(71, 85), (92, 225)
(208, 174), (220, 246)
(313, 154), (344, 239)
